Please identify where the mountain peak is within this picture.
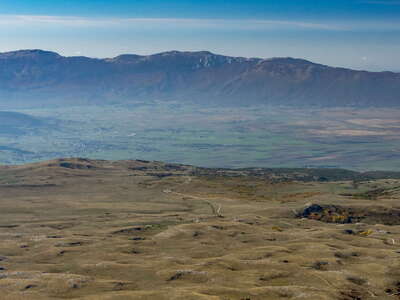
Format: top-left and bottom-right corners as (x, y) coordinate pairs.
(108, 54), (143, 63)
(0, 49), (61, 59)
(152, 50), (218, 57)
(264, 57), (321, 66)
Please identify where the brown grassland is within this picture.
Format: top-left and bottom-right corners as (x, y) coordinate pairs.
(0, 158), (400, 299)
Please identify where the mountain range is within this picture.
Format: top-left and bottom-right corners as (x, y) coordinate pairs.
(1, 49), (399, 107)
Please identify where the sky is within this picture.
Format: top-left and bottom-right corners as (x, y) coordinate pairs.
(1, 0), (400, 71)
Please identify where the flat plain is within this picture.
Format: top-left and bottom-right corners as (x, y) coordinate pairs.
(1, 158), (400, 299)
(1, 103), (400, 171)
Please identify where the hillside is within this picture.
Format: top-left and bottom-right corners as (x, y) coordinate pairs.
(1, 50), (400, 107)
(1, 158), (400, 299)
(0, 111), (45, 135)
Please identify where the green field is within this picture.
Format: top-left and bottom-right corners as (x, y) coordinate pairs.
(1, 102), (400, 171)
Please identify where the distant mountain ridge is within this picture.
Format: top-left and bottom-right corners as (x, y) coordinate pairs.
(1, 49), (399, 107)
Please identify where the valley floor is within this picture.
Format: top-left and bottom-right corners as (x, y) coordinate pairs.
(2, 104), (400, 171)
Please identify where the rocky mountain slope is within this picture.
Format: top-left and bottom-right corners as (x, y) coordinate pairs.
(1, 49), (399, 107)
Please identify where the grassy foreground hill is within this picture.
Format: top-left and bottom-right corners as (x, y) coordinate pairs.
(0, 158), (400, 299)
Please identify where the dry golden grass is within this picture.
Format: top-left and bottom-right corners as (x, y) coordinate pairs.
(0, 159), (399, 299)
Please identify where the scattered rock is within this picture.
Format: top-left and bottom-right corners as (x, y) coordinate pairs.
(298, 204), (360, 224)
(210, 225), (224, 230)
(113, 227), (144, 234)
(299, 203), (400, 225)
(112, 282), (125, 291)
(167, 270), (207, 282)
(311, 261), (329, 270)
(130, 237), (146, 241)
(385, 281), (400, 296)
(23, 284), (37, 290)
(339, 289), (364, 300)
(168, 272), (184, 281)
(67, 277), (88, 289)
(47, 235), (62, 239)
(347, 276), (367, 286)
(192, 231), (202, 237)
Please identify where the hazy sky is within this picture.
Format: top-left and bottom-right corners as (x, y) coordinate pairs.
(1, 0), (400, 71)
